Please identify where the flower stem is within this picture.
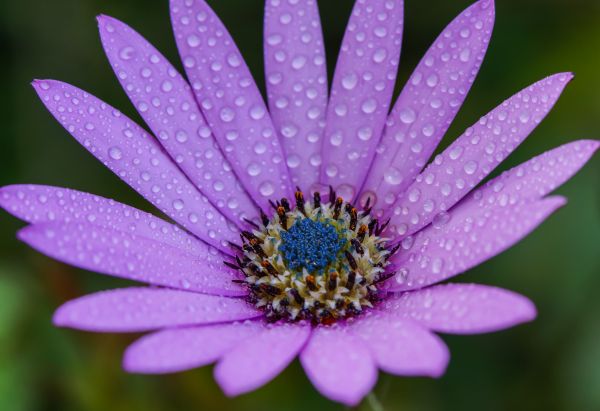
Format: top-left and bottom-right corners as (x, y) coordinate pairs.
(366, 391), (385, 411)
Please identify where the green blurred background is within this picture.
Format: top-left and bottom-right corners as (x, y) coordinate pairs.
(0, 0), (598, 410)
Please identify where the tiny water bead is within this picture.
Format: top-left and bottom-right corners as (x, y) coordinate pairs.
(225, 187), (400, 325)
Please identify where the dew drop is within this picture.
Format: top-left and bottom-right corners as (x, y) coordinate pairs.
(108, 146), (123, 160)
(383, 167), (403, 185)
(399, 107), (416, 124)
(341, 73), (358, 90)
(259, 182), (274, 197)
(463, 160), (478, 175)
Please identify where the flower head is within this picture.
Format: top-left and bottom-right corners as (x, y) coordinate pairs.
(1, 0), (598, 406)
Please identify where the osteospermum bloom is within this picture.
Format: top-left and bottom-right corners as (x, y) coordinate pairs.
(1, 0), (598, 405)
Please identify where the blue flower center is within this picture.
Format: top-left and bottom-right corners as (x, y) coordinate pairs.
(279, 218), (346, 274)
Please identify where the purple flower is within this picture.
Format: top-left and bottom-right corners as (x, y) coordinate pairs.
(0, 0), (597, 405)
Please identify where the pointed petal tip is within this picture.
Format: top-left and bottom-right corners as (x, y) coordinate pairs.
(214, 365), (245, 398)
(544, 195), (568, 209)
(96, 13), (125, 33)
(121, 348), (149, 374)
(474, 0), (495, 15)
(429, 348), (450, 378)
(30, 79), (45, 90)
(15, 225), (34, 244)
(51, 303), (70, 328)
(556, 71), (574, 84)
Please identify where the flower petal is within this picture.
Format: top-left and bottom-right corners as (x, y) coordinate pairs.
(0, 184), (206, 257)
(53, 287), (260, 332)
(214, 322), (310, 396)
(361, 0), (495, 212)
(123, 321), (264, 374)
(320, 0), (404, 199)
(264, 0), (328, 190)
(386, 73), (573, 238)
(349, 311), (448, 377)
(465, 139), (600, 208)
(170, 0), (292, 207)
(98, 15), (258, 225)
(18, 222), (246, 296)
(32, 80), (238, 252)
(387, 197), (566, 292)
(382, 283), (536, 334)
(300, 325), (377, 406)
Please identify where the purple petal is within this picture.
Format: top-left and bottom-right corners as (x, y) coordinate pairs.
(19, 222), (246, 296)
(98, 15), (258, 225)
(214, 322), (310, 396)
(170, 0), (292, 207)
(382, 283), (536, 334)
(361, 0), (495, 212)
(32, 80), (238, 252)
(300, 325), (377, 406)
(386, 73), (573, 238)
(124, 321), (264, 374)
(387, 197), (566, 291)
(264, 0), (328, 190)
(53, 287), (260, 332)
(320, 0), (404, 200)
(349, 310), (448, 377)
(464, 139), (600, 208)
(0, 184), (207, 257)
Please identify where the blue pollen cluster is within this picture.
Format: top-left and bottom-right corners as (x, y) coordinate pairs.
(279, 218), (347, 274)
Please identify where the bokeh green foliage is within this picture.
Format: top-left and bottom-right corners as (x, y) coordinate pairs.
(0, 0), (598, 410)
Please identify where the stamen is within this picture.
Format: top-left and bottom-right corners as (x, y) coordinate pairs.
(351, 238), (364, 255)
(313, 191), (321, 209)
(346, 271), (356, 291)
(261, 260), (278, 276)
(345, 250), (357, 270)
(376, 218), (390, 236)
(349, 207), (358, 231)
(306, 275), (318, 291)
(327, 271), (338, 291)
(260, 209), (270, 227)
(368, 219), (377, 236)
(295, 187), (306, 215)
(277, 206), (288, 230)
(358, 225), (368, 242)
(224, 261), (240, 270)
(244, 219), (259, 230)
(333, 197), (343, 220)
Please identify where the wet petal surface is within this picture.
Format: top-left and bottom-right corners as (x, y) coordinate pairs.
(382, 283), (536, 334)
(33, 80), (238, 252)
(349, 310), (448, 377)
(361, 0), (494, 213)
(19, 222), (245, 296)
(320, 0), (404, 200)
(300, 325), (377, 406)
(54, 287), (260, 332)
(98, 15), (258, 225)
(171, 0), (292, 207)
(387, 197), (566, 291)
(464, 139), (600, 209)
(0, 184), (207, 256)
(386, 73), (573, 238)
(124, 321), (263, 373)
(264, 0), (328, 190)
(215, 322), (310, 396)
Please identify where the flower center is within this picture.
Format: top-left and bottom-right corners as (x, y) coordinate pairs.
(226, 187), (398, 325)
(279, 219), (346, 273)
